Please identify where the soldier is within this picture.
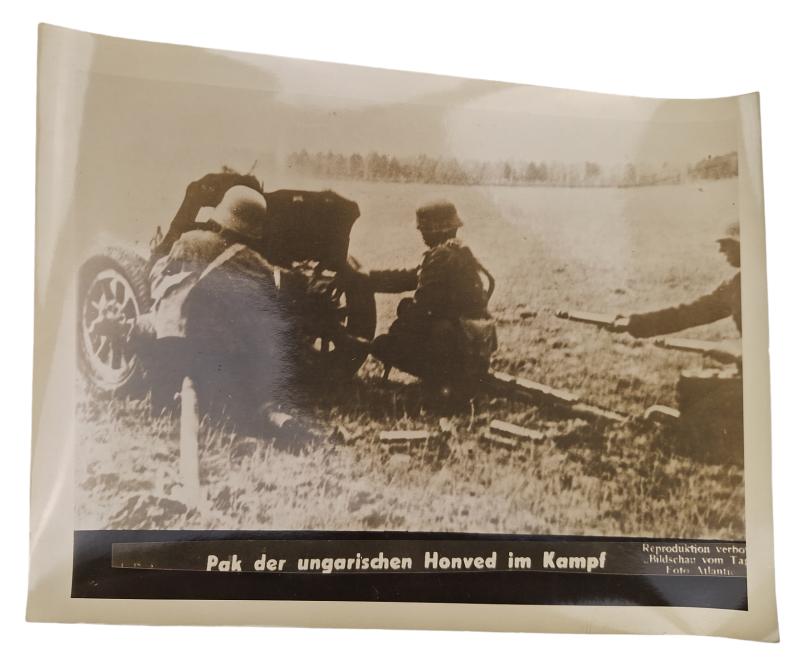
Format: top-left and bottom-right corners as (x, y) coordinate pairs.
(360, 200), (496, 405)
(612, 222), (743, 463)
(612, 222), (742, 364)
(150, 169), (262, 259)
(136, 185), (290, 423)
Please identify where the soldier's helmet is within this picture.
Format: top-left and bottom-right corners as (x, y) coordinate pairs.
(416, 200), (463, 234)
(210, 185), (267, 240)
(717, 221), (740, 244)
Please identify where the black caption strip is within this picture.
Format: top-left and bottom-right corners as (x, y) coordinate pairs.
(73, 531), (747, 610)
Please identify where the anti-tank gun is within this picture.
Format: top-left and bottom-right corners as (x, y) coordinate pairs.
(77, 175), (377, 409)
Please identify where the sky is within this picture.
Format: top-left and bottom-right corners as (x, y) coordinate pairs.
(220, 49), (739, 166)
(75, 30), (740, 168)
(56, 27), (741, 250)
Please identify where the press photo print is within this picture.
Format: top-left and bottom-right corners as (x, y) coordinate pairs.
(29, 25), (777, 638)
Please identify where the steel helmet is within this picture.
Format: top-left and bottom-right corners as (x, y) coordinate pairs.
(416, 200), (463, 234)
(210, 185), (267, 240)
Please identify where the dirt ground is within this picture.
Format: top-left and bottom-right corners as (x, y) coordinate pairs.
(75, 178), (744, 539)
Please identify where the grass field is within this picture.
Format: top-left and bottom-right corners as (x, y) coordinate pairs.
(76, 178), (744, 539)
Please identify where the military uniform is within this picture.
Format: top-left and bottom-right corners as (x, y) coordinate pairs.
(369, 206), (496, 389)
(139, 187), (290, 424)
(145, 229), (282, 341)
(627, 272), (741, 337)
(369, 237), (490, 320)
(624, 224), (743, 464)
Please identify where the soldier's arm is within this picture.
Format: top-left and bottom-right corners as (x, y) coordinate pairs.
(627, 277), (736, 338)
(368, 267), (419, 294)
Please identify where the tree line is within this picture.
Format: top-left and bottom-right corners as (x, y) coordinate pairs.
(286, 150), (737, 187)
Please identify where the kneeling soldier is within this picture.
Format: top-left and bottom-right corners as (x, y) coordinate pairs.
(614, 222), (743, 463)
(137, 185), (290, 424)
(366, 201), (497, 405)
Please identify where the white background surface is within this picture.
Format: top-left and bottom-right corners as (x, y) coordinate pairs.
(1, 0), (797, 666)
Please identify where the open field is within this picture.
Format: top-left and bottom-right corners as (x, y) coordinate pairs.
(76, 178), (744, 539)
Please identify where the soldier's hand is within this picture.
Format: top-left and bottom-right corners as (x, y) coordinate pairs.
(609, 315), (630, 333)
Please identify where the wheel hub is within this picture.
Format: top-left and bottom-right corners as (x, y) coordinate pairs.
(81, 268), (141, 388)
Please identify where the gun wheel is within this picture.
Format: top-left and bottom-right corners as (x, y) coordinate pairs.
(78, 248), (151, 393)
(304, 257), (376, 378)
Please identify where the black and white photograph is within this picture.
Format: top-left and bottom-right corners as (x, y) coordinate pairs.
(15, 0), (800, 653)
(66, 29), (749, 541)
(23, 20), (783, 635)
